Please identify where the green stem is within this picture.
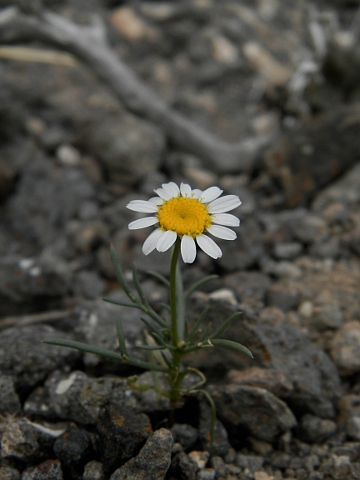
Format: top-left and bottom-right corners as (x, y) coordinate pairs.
(170, 237), (181, 347)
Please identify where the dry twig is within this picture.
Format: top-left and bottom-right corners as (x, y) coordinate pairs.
(0, 7), (273, 173)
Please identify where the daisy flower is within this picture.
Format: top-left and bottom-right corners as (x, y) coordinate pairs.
(126, 182), (241, 263)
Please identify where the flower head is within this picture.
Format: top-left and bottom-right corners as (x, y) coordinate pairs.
(126, 182), (241, 263)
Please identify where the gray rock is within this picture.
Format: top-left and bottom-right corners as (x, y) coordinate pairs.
(83, 461), (106, 480)
(7, 156), (95, 248)
(338, 394), (360, 441)
(72, 270), (106, 299)
(310, 304), (344, 331)
(253, 323), (342, 418)
(20, 459), (63, 480)
(218, 218), (264, 271)
(222, 271), (271, 304)
(273, 242), (303, 260)
(0, 467), (20, 480)
(53, 424), (94, 475)
(169, 451), (197, 480)
(24, 370), (137, 424)
(235, 454), (264, 473)
(187, 296), (341, 418)
(329, 454), (358, 480)
(330, 321), (360, 375)
(197, 469), (216, 480)
(226, 367), (293, 398)
(1, 417), (51, 468)
(0, 325), (80, 392)
(74, 294), (145, 373)
(299, 414), (337, 443)
(171, 424), (199, 451)
(0, 253), (72, 314)
(109, 428), (173, 480)
(267, 282), (300, 311)
(82, 114), (165, 184)
(66, 219), (109, 254)
(291, 214), (328, 244)
(312, 162), (360, 210)
(199, 400), (231, 457)
(209, 384), (297, 442)
(0, 374), (21, 415)
(97, 404), (152, 474)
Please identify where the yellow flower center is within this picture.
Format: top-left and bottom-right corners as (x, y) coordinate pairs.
(157, 197), (212, 237)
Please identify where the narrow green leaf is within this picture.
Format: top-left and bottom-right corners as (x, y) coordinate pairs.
(192, 389), (216, 446)
(175, 262), (185, 341)
(103, 298), (140, 309)
(198, 321), (212, 343)
(44, 338), (168, 372)
(160, 351), (172, 368)
(44, 338), (127, 361)
(110, 245), (137, 302)
(184, 275), (218, 302)
(139, 316), (159, 335)
(151, 331), (176, 351)
(147, 271), (170, 288)
(136, 344), (166, 351)
(132, 264), (149, 306)
(144, 308), (168, 329)
(185, 307), (209, 342)
(210, 312), (242, 340)
(211, 338), (253, 358)
(115, 317), (128, 356)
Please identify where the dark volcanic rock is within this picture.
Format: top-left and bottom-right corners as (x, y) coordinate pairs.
(0, 253), (72, 316)
(1, 417), (54, 469)
(0, 374), (21, 415)
(253, 323), (342, 418)
(109, 428), (173, 480)
(97, 404), (152, 474)
(209, 384), (297, 442)
(0, 325), (80, 392)
(53, 424), (94, 476)
(24, 370), (137, 424)
(7, 156), (96, 248)
(20, 459), (63, 480)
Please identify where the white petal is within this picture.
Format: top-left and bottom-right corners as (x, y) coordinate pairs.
(128, 217), (158, 230)
(126, 200), (158, 213)
(207, 225), (237, 240)
(201, 186), (223, 203)
(148, 197), (163, 205)
(181, 235), (196, 263)
(192, 189), (203, 199)
(156, 230), (177, 252)
(142, 229), (164, 255)
(208, 195), (242, 213)
(196, 234), (222, 259)
(154, 187), (170, 200)
(180, 183), (192, 197)
(212, 213), (240, 227)
(162, 182), (180, 198)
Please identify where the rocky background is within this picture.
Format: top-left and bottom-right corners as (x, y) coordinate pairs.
(1, 0), (360, 479)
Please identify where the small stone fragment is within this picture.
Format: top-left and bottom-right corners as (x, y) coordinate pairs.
(109, 428), (173, 480)
(210, 384), (297, 442)
(97, 404), (152, 474)
(53, 424), (93, 475)
(299, 414), (337, 443)
(0, 374), (21, 415)
(227, 367), (293, 398)
(338, 394), (360, 441)
(83, 461), (106, 480)
(19, 459), (63, 480)
(330, 321), (360, 375)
